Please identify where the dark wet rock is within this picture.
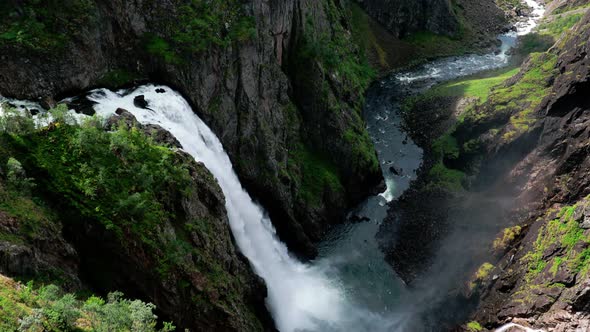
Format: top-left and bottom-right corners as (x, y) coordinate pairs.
(133, 95), (148, 109)
(0, 202), (80, 291)
(105, 108), (138, 130)
(39, 96), (56, 110)
(355, 0), (460, 38)
(66, 96), (96, 116)
(572, 283), (590, 312)
(389, 165), (403, 176)
(29, 108), (40, 116)
(155, 88), (166, 93)
(350, 215), (371, 223)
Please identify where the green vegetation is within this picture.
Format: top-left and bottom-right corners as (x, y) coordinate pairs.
(495, 0), (527, 13)
(469, 262), (494, 290)
(0, 0), (96, 52)
(428, 162), (466, 191)
(487, 52), (557, 141)
(467, 321), (483, 332)
(493, 225), (522, 251)
(552, 2), (590, 15)
(430, 68), (520, 103)
(0, 105), (258, 321)
(297, 15), (375, 110)
(287, 0), (379, 204)
(524, 202), (590, 282)
(428, 132), (465, 191)
(344, 125), (380, 174)
(403, 65), (519, 111)
(0, 275), (174, 332)
(348, 2), (389, 68)
(147, 0), (255, 62)
(96, 69), (140, 89)
(288, 144), (344, 207)
(0, 0), (255, 57)
(519, 4), (589, 56)
(514, 33), (555, 57)
(28, 118), (191, 246)
(539, 12), (585, 38)
(403, 44), (557, 192)
(405, 31), (464, 51)
(0, 104), (192, 272)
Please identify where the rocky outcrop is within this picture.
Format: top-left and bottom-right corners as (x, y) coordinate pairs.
(354, 0), (460, 38)
(0, 0), (382, 258)
(0, 113), (272, 331)
(464, 10), (590, 330)
(372, 2), (590, 329)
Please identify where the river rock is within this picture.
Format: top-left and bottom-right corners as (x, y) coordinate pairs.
(133, 95), (149, 109)
(66, 96), (96, 116)
(389, 165), (403, 176)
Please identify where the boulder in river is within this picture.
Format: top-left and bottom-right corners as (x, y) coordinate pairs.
(66, 95), (96, 116)
(133, 95), (149, 109)
(350, 215), (371, 223)
(389, 165), (403, 176)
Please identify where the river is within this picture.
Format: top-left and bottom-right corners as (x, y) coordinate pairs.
(316, 0), (545, 331)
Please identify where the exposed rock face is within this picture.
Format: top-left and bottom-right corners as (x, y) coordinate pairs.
(372, 2), (590, 329)
(354, 0), (460, 38)
(0, 0), (382, 258)
(0, 208), (81, 290)
(460, 9), (590, 331)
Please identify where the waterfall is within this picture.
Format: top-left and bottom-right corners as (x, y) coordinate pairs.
(87, 85), (389, 332)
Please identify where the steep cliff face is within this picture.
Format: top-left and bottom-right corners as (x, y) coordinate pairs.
(355, 0), (459, 38)
(351, 0), (507, 71)
(0, 0), (381, 258)
(466, 9), (590, 330)
(0, 110), (271, 331)
(378, 2), (590, 329)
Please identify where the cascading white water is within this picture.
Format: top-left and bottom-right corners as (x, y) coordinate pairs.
(87, 86), (392, 332)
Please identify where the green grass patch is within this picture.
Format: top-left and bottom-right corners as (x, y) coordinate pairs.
(428, 162), (465, 191)
(524, 202), (590, 282)
(538, 12), (585, 38)
(425, 67), (520, 104)
(288, 144), (344, 207)
(467, 321), (483, 332)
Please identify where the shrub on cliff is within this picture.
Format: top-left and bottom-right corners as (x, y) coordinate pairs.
(0, 106), (191, 268)
(0, 274), (174, 332)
